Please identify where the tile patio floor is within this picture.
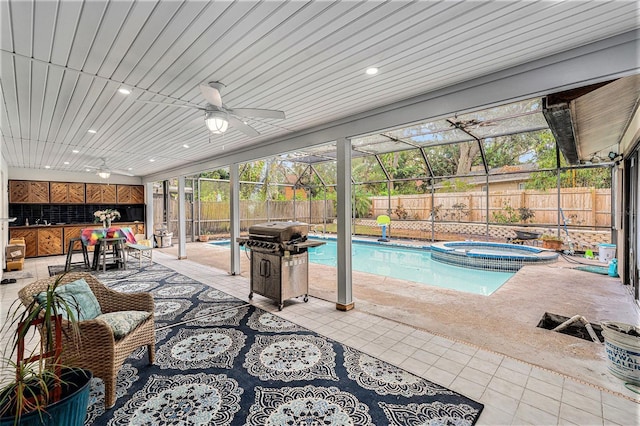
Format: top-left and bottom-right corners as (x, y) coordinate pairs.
(1, 248), (638, 425)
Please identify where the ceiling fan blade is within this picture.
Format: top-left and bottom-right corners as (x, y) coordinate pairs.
(227, 115), (260, 137)
(110, 169), (136, 177)
(228, 108), (285, 120)
(199, 84), (223, 107)
(136, 99), (203, 110)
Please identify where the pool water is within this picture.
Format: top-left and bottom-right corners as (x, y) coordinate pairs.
(309, 240), (513, 295)
(213, 239), (513, 295)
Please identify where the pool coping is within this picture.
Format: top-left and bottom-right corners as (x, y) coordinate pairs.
(430, 241), (559, 272)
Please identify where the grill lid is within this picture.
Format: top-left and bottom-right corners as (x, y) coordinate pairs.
(248, 221), (308, 243)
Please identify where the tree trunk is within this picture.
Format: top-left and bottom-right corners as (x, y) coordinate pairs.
(456, 143), (480, 175)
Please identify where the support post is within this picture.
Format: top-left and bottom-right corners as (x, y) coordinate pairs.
(230, 163), (241, 276)
(145, 182), (154, 241)
(177, 176), (186, 259)
(336, 137), (354, 311)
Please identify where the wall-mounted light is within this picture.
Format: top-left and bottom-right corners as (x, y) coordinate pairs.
(608, 152), (622, 162)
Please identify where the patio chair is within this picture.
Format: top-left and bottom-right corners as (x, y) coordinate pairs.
(18, 272), (155, 408)
(126, 233), (154, 268)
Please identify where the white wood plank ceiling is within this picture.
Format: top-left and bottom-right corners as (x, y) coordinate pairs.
(1, 0), (638, 178)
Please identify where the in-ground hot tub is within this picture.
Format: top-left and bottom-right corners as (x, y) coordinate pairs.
(431, 241), (559, 272)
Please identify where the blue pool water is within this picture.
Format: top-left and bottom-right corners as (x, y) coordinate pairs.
(211, 239), (513, 295)
(308, 240), (513, 295)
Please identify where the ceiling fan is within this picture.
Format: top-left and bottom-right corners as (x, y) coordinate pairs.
(136, 81), (285, 137)
(83, 158), (134, 179)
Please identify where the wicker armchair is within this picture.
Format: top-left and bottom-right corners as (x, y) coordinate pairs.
(18, 272), (155, 408)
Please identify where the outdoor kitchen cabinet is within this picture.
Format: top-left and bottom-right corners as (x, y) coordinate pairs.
(50, 182), (85, 204)
(86, 183), (117, 203)
(249, 251), (309, 311)
(116, 184), (144, 204)
(9, 180), (50, 203)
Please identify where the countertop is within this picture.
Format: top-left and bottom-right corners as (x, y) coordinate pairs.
(10, 221), (142, 229)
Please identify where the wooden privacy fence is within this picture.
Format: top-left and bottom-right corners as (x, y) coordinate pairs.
(371, 187), (611, 228)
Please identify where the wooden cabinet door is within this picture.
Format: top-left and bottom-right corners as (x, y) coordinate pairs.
(68, 183), (85, 203)
(117, 185), (144, 204)
(86, 184), (103, 203)
(130, 223), (145, 235)
(63, 226), (85, 253)
(9, 229), (37, 257)
(50, 182), (69, 203)
(131, 185), (144, 204)
(38, 227), (63, 256)
(116, 185), (132, 204)
(9, 180), (50, 203)
(102, 184), (117, 203)
(30, 181), (49, 203)
(9, 181), (30, 203)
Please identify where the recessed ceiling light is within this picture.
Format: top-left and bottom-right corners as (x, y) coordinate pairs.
(44, 165), (50, 169)
(72, 150), (79, 154)
(64, 161), (69, 165)
(88, 129), (97, 134)
(183, 144), (189, 148)
(85, 168), (91, 172)
(149, 159), (155, 162)
(128, 167), (133, 171)
(118, 87), (131, 95)
(366, 67), (379, 75)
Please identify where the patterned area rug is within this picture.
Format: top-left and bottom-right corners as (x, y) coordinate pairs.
(86, 264), (484, 425)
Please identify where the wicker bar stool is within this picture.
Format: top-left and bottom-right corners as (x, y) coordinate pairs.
(96, 237), (127, 272)
(64, 237), (90, 271)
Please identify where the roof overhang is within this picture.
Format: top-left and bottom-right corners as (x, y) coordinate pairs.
(543, 75), (640, 165)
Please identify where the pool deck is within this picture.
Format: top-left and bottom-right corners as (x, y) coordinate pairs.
(163, 239), (639, 401)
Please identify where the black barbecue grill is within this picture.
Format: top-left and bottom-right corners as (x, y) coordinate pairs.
(237, 222), (325, 310)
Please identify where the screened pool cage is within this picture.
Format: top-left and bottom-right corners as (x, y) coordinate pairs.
(153, 97), (615, 253)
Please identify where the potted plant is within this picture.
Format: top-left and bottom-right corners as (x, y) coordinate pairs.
(0, 273), (92, 425)
(541, 234), (564, 250)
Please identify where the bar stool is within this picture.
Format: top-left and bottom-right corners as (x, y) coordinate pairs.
(96, 237), (127, 272)
(64, 237), (90, 272)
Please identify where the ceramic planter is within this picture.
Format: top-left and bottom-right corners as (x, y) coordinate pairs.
(0, 368), (92, 426)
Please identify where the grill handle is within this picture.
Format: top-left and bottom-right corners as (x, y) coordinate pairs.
(259, 259), (271, 278)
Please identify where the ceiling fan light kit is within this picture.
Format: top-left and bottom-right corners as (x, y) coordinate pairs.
(205, 110), (229, 134)
(135, 81), (285, 137)
(84, 157), (134, 178)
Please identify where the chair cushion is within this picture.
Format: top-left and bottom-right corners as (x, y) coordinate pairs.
(95, 311), (151, 339)
(36, 278), (102, 321)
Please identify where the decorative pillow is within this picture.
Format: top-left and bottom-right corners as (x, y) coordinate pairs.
(35, 278), (102, 321)
(95, 311), (151, 339)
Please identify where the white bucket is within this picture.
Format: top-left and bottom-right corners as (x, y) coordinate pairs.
(601, 321), (640, 386)
(598, 244), (616, 263)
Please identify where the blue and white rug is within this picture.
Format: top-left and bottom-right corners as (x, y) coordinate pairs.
(86, 264), (484, 425)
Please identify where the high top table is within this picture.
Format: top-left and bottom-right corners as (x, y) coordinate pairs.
(80, 227), (137, 270)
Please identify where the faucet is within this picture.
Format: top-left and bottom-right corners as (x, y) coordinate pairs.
(43, 219), (48, 225)
(35, 219), (40, 225)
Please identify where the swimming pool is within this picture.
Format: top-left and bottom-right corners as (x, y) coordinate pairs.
(309, 240), (512, 295)
(211, 239), (513, 295)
